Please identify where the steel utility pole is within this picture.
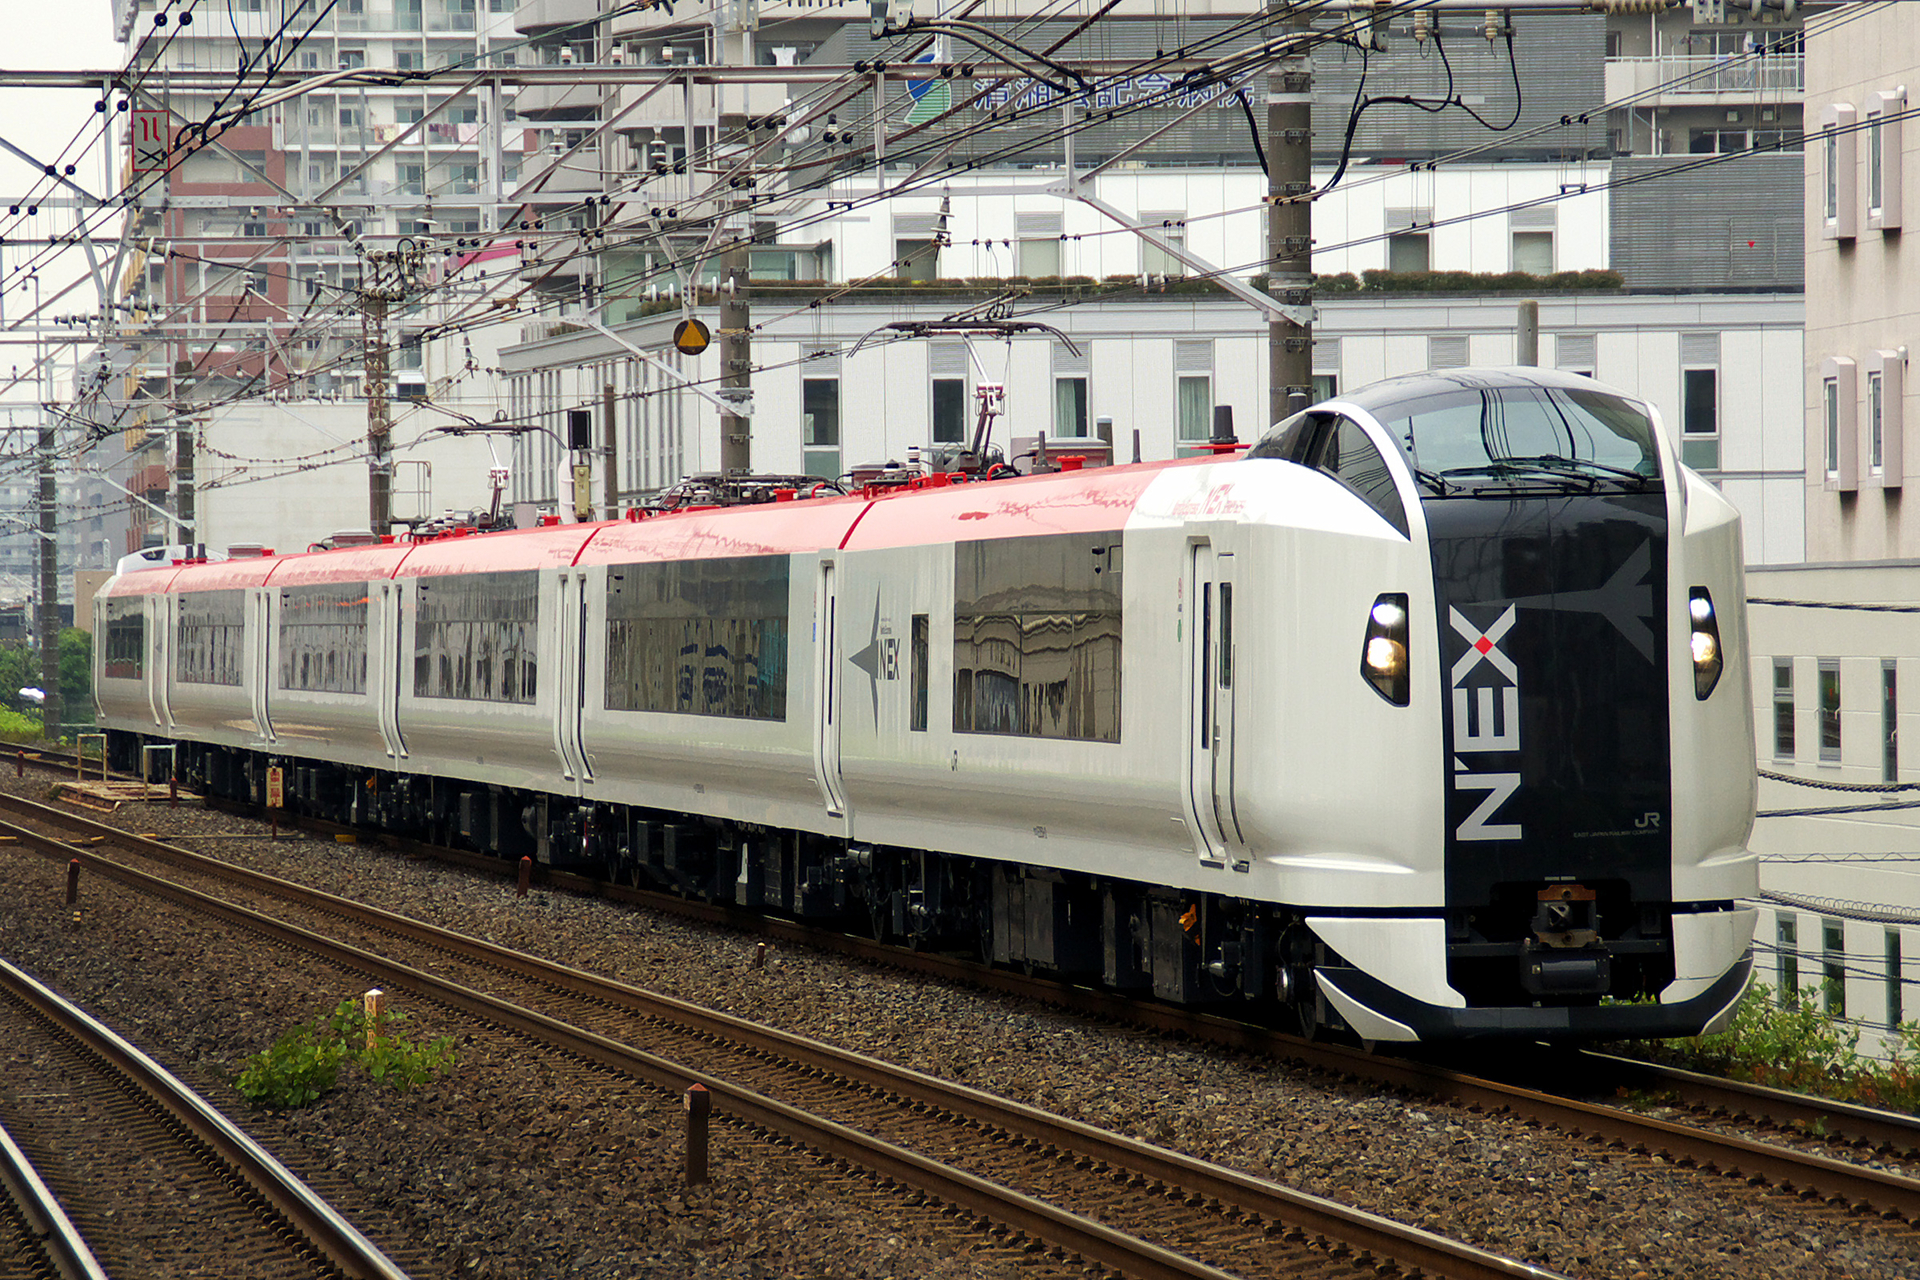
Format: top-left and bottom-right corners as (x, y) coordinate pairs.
(37, 415), (61, 741)
(359, 243), (429, 534)
(715, 0), (757, 473)
(1268, 1), (1314, 424)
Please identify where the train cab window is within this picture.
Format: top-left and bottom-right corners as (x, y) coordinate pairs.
(1362, 384), (1662, 487)
(1248, 413), (1408, 537)
(1313, 417), (1409, 537)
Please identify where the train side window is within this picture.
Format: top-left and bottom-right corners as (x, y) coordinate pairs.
(104, 600), (146, 679)
(1313, 417), (1410, 538)
(952, 532), (1122, 743)
(910, 613), (929, 732)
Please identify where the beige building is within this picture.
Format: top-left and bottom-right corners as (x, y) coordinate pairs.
(1743, 6), (1920, 1052)
(1804, 6), (1916, 560)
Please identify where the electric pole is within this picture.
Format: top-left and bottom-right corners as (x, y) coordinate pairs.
(359, 243), (429, 534)
(715, 0), (757, 473)
(1269, 1), (1314, 423)
(173, 358), (196, 546)
(37, 415), (61, 741)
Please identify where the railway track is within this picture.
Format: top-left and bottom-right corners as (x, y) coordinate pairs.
(0, 1113), (108, 1280)
(0, 950), (409, 1280)
(0, 789), (1560, 1280)
(16, 759), (1920, 1236)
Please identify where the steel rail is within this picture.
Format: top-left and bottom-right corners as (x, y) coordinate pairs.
(0, 1118), (109, 1280)
(0, 955), (411, 1280)
(1574, 1050), (1920, 1156)
(0, 797), (1561, 1280)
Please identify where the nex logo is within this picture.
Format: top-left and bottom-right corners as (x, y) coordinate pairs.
(1450, 606), (1522, 843)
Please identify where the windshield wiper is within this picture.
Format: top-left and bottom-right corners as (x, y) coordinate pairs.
(1502, 454), (1659, 487)
(1438, 462), (1594, 491)
(1411, 467), (1452, 496)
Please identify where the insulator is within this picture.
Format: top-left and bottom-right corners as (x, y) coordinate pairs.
(1484, 9), (1500, 42)
(1412, 11), (1430, 43)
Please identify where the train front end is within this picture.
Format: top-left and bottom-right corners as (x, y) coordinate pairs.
(1312, 369), (1756, 1041)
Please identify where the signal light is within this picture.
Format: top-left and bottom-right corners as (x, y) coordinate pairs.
(1361, 593), (1410, 706)
(1689, 588), (1723, 700)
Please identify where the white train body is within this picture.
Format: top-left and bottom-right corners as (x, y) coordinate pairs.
(96, 370), (1757, 1041)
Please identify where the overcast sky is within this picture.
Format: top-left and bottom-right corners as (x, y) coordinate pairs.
(1, 6), (127, 405)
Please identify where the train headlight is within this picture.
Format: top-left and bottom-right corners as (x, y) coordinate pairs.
(1689, 587), (1723, 700)
(1361, 592), (1410, 706)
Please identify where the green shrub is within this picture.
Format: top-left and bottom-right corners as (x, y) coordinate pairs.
(0, 708), (43, 744)
(1613, 983), (1920, 1115)
(235, 1021), (347, 1109)
(236, 998), (457, 1109)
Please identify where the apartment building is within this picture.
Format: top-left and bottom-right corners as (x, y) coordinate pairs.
(104, 0), (523, 551)
(1746, 3), (1919, 1055)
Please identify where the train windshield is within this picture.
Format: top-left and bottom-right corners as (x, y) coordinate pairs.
(1368, 385), (1661, 491)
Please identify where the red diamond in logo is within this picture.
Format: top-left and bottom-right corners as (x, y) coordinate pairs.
(1474, 636), (1494, 655)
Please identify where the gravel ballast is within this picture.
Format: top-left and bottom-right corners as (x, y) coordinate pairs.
(0, 778), (1913, 1279)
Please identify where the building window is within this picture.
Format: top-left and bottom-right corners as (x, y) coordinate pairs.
(1868, 369), (1885, 473)
(1824, 128), (1840, 221)
(932, 377), (967, 444)
(1054, 377), (1088, 438)
(1682, 367), (1719, 470)
(803, 376), (840, 478)
(1821, 104), (1858, 239)
(1511, 230), (1554, 274)
(893, 239), (939, 282)
(1387, 232), (1430, 273)
(1889, 929), (1905, 1028)
(1018, 235), (1061, 278)
(1824, 919), (1846, 1018)
(1869, 110), (1884, 216)
(1141, 212), (1186, 278)
(1177, 375), (1212, 443)
(1819, 658), (1842, 763)
(1825, 375), (1841, 478)
(1312, 373), (1339, 402)
(1773, 658), (1794, 760)
(1885, 660), (1899, 783)
(1778, 916), (1799, 1003)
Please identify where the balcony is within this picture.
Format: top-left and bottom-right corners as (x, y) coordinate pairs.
(1604, 54), (1804, 106)
(512, 143), (606, 195)
(613, 79), (788, 129)
(516, 0), (601, 37)
(611, 0), (862, 38)
(515, 80), (606, 119)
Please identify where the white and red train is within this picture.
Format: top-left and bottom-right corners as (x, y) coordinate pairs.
(95, 368), (1758, 1042)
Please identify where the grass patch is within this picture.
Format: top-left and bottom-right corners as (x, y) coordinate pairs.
(1610, 983), (1920, 1114)
(236, 998), (457, 1110)
(0, 708), (44, 744)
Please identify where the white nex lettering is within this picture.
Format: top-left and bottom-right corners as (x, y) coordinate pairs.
(1449, 606), (1521, 843)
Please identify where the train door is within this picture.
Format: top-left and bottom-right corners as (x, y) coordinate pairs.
(812, 559), (848, 821)
(1185, 541), (1247, 870)
(551, 569), (592, 783)
(377, 581), (408, 759)
(249, 587), (275, 743)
